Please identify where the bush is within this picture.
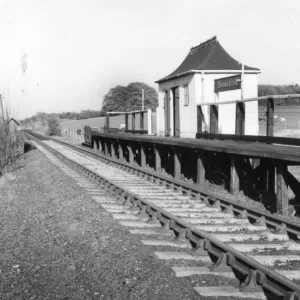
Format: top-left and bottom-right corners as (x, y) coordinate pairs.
(47, 116), (61, 136)
(0, 118), (19, 176)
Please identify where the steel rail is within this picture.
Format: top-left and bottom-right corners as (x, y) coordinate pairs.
(27, 131), (300, 239)
(27, 131), (300, 299)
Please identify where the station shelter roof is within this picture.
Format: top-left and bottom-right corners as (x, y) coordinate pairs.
(156, 36), (260, 83)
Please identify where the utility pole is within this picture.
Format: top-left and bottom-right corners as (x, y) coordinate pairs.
(141, 89), (144, 110)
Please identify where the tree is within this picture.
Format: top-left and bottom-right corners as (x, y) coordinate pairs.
(47, 116), (61, 136)
(100, 82), (158, 115)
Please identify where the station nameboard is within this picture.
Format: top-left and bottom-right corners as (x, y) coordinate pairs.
(215, 75), (241, 93)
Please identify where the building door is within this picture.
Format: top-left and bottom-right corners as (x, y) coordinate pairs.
(164, 90), (170, 136)
(173, 87), (180, 138)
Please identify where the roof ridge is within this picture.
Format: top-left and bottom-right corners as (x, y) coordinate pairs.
(189, 36), (217, 55)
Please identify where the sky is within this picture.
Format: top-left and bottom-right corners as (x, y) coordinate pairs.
(0, 0), (300, 119)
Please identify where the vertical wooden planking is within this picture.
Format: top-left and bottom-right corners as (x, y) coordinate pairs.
(125, 114), (129, 131)
(128, 143), (134, 164)
(105, 114), (110, 131)
(132, 113), (135, 131)
(235, 102), (245, 135)
(230, 155), (240, 195)
(197, 106), (203, 133)
(196, 151), (205, 186)
(111, 141), (115, 159)
(104, 140), (109, 155)
(140, 143), (146, 167)
(266, 97), (274, 137)
(154, 145), (161, 172)
(210, 105), (218, 134)
(174, 147), (181, 180)
(118, 143), (123, 160)
(276, 162), (289, 216)
(140, 112), (144, 131)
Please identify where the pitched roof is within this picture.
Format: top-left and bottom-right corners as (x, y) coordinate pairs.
(156, 36), (260, 83)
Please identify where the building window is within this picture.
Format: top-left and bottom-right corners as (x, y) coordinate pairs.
(183, 85), (189, 106)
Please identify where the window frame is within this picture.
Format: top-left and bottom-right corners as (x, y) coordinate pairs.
(183, 84), (189, 106)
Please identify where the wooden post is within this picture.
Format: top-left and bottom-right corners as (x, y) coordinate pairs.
(140, 112), (144, 131)
(174, 87), (180, 138)
(276, 162), (289, 216)
(125, 114), (129, 131)
(132, 113), (135, 131)
(104, 141), (108, 155)
(154, 145), (161, 172)
(105, 114), (110, 130)
(197, 106), (203, 133)
(128, 144), (134, 164)
(235, 102), (245, 135)
(230, 155), (240, 195)
(174, 147), (181, 180)
(140, 143), (146, 167)
(147, 109), (152, 135)
(266, 97), (274, 136)
(118, 143), (123, 160)
(196, 151), (205, 186)
(111, 141), (116, 159)
(268, 162), (275, 195)
(210, 105), (218, 134)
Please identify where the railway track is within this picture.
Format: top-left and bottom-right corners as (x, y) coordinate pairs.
(26, 131), (300, 299)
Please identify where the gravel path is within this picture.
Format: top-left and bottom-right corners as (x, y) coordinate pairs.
(0, 150), (222, 300)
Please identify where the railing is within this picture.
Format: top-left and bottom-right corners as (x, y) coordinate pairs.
(197, 94), (300, 138)
(104, 108), (153, 135)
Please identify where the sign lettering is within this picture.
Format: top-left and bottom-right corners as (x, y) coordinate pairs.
(215, 75), (241, 93)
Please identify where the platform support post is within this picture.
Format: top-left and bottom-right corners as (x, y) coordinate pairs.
(140, 143), (146, 167)
(196, 151), (205, 186)
(111, 141), (116, 159)
(154, 145), (161, 172)
(118, 143), (123, 160)
(230, 155), (240, 195)
(104, 140), (108, 156)
(276, 162), (289, 216)
(174, 147), (181, 180)
(128, 143), (134, 164)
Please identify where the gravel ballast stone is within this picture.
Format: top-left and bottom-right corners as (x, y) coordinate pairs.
(0, 149), (261, 299)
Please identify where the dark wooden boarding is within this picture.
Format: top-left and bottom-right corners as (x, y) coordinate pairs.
(90, 132), (300, 217)
(95, 132), (300, 163)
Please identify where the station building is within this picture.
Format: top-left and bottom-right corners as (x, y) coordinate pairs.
(155, 36), (261, 138)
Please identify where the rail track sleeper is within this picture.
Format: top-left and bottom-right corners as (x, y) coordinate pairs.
(211, 200), (220, 209)
(240, 269), (264, 293)
(275, 223), (288, 234)
(209, 252), (233, 273)
(237, 209), (248, 219)
(224, 204), (234, 215)
(147, 211), (160, 224)
(27, 133), (300, 298)
(123, 196), (132, 207)
(172, 228), (190, 245)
